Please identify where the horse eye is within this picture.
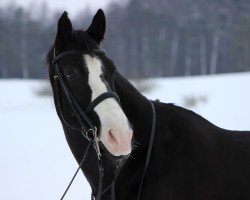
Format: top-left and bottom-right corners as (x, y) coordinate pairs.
(66, 71), (77, 79)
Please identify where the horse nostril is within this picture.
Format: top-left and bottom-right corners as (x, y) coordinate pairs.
(102, 129), (133, 156)
(107, 129), (120, 147)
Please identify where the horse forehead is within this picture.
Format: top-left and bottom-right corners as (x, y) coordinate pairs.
(84, 54), (108, 100)
(84, 54), (103, 73)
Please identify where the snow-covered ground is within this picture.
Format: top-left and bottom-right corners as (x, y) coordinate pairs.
(0, 72), (249, 200)
(144, 72), (250, 131)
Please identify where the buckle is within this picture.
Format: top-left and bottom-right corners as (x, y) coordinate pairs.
(90, 127), (102, 160)
(84, 127), (96, 141)
(83, 127), (101, 159)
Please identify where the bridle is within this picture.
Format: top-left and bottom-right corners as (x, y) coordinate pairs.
(52, 49), (156, 200)
(52, 49), (119, 138)
(52, 48), (123, 200)
(52, 48), (121, 154)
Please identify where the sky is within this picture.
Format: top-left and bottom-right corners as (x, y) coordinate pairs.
(0, 0), (125, 16)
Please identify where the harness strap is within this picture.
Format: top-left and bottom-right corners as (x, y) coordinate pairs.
(91, 160), (125, 200)
(52, 50), (84, 64)
(54, 68), (94, 129)
(137, 101), (156, 199)
(52, 49), (106, 64)
(111, 183), (116, 200)
(54, 78), (81, 131)
(85, 92), (120, 113)
(96, 159), (104, 200)
(60, 142), (92, 200)
(101, 161), (124, 195)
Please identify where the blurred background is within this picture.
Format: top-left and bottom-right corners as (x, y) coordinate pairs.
(1, 0), (250, 78)
(0, 0), (249, 199)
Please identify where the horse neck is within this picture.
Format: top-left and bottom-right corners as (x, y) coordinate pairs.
(114, 71), (152, 144)
(112, 72), (155, 199)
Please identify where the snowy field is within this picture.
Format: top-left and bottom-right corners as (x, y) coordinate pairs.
(0, 72), (250, 200)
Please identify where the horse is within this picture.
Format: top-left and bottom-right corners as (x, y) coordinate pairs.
(47, 9), (250, 200)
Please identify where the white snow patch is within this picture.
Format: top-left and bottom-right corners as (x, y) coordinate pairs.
(143, 72), (250, 130)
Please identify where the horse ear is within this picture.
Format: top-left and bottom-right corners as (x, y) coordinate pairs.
(87, 9), (106, 45)
(55, 11), (73, 46)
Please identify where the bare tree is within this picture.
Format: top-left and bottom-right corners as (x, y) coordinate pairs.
(209, 31), (220, 74)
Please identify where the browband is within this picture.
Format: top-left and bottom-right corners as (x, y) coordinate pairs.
(52, 49), (106, 64)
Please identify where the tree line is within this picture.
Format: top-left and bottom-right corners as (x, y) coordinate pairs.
(0, 0), (250, 79)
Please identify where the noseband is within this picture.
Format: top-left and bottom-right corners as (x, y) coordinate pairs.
(52, 49), (123, 200)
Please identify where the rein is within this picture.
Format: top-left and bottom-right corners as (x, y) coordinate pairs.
(52, 49), (156, 200)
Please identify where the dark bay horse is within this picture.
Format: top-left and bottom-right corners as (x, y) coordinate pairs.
(47, 9), (250, 200)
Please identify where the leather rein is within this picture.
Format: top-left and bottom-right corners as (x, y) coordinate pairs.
(52, 49), (156, 200)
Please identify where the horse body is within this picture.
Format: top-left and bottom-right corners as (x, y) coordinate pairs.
(47, 9), (250, 200)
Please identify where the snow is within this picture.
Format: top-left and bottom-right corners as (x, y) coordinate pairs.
(144, 72), (250, 131)
(0, 72), (250, 200)
(0, 81), (90, 200)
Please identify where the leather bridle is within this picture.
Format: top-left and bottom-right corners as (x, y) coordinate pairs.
(52, 49), (156, 200)
(52, 49), (124, 200)
(52, 49), (120, 139)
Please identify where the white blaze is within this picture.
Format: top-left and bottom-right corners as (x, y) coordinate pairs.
(84, 55), (132, 156)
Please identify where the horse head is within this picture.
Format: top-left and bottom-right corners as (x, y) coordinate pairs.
(47, 9), (133, 158)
